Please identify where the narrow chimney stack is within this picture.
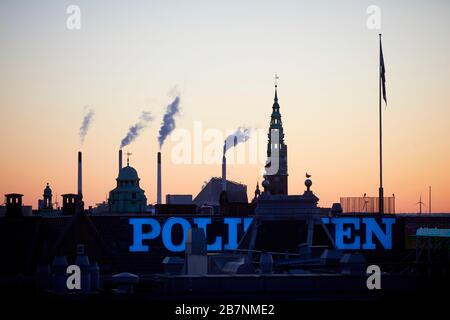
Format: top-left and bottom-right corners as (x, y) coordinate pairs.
(119, 149), (123, 173)
(77, 151), (82, 198)
(222, 154), (227, 192)
(157, 151), (162, 204)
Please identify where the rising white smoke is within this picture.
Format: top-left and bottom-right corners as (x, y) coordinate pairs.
(158, 96), (180, 149)
(223, 127), (252, 155)
(120, 111), (153, 148)
(79, 108), (95, 145)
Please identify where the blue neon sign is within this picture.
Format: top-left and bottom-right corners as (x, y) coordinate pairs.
(129, 216), (395, 253)
(129, 217), (253, 252)
(322, 217), (395, 250)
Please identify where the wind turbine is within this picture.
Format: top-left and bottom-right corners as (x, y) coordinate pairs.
(416, 193), (426, 215)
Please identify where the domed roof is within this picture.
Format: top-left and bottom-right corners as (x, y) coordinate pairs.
(118, 165), (139, 180)
(262, 178), (270, 189)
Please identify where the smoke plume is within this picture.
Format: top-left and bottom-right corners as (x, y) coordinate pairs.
(224, 127), (252, 155)
(120, 111), (153, 149)
(158, 96), (181, 149)
(79, 108), (95, 145)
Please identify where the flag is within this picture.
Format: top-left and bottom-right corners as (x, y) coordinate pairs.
(380, 38), (387, 105)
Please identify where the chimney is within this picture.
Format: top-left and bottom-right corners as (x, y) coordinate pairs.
(157, 151), (162, 204)
(77, 151), (82, 198)
(5, 193), (23, 218)
(222, 153), (227, 192)
(61, 194), (80, 215)
(119, 149), (123, 173)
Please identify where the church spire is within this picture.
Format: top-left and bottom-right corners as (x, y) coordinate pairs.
(264, 74), (288, 195)
(274, 73), (279, 102)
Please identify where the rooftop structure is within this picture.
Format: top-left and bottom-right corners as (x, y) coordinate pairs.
(108, 158), (147, 213)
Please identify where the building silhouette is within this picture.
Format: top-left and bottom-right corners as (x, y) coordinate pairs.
(38, 183), (53, 211)
(4, 193), (24, 218)
(264, 84), (288, 195)
(61, 193), (83, 215)
(108, 163), (147, 213)
(193, 177), (247, 207)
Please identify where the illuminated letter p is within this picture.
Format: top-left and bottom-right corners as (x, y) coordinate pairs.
(129, 218), (161, 252)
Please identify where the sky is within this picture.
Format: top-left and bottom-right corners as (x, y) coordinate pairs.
(0, 0), (449, 213)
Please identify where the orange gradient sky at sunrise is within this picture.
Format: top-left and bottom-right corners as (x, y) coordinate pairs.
(1, 0), (449, 213)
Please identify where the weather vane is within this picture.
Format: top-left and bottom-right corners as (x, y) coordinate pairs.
(274, 73), (279, 86)
(126, 152), (132, 166)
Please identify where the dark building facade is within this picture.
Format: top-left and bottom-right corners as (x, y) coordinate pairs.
(4, 193), (24, 218)
(193, 177), (248, 207)
(264, 84), (288, 195)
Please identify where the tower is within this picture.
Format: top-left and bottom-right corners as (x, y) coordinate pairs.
(39, 183), (53, 210)
(263, 81), (288, 195)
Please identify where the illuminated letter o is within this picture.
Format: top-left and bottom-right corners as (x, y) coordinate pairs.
(162, 218), (191, 252)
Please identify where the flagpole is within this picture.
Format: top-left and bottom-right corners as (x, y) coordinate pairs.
(378, 33), (384, 215)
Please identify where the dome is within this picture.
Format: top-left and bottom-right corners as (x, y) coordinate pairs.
(43, 183), (52, 196)
(305, 179), (312, 188)
(110, 164), (147, 213)
(118, 165), (139, 181)
(305, 178), (312, 192)
(262, 178), (270, 189)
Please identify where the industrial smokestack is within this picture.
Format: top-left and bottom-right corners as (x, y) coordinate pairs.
(219, 145), (228, 207)
(157, 151), (162, 204)
(77, 151), (82, 198)
(222, 153), (227, 192)
(119, 149), (123, 173)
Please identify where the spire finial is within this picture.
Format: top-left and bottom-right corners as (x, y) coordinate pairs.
(126, 152), (132, 166)
(274, 73), (279, 102)
(255, 180), (261, 197)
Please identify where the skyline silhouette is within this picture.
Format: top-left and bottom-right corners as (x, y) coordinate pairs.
(0, 1), (449, 212)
